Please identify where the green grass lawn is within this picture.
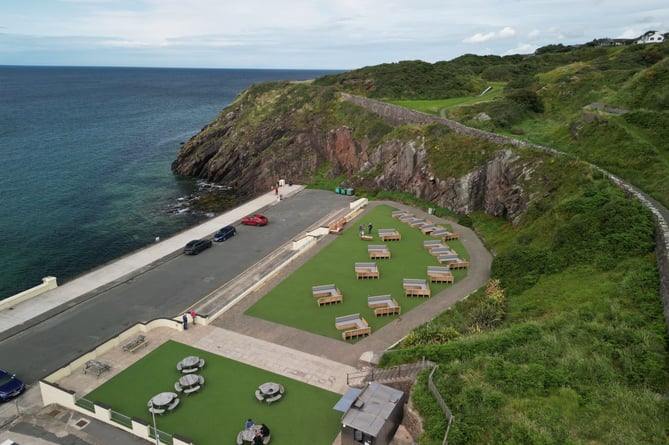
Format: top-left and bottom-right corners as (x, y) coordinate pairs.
(386, 83), (505, 115)
(85, 341), (342, 445)
(246, 205), (468, 341)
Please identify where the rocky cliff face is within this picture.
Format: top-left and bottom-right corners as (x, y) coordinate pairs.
(172, 87), (539, 221)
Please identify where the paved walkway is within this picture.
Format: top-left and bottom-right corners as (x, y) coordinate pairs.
(0, 191), (492, 445)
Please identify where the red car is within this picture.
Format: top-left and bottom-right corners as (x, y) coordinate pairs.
(241, 214), (269, 226)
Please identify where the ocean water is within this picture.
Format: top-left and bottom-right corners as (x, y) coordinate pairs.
(0, 66), (337, 299)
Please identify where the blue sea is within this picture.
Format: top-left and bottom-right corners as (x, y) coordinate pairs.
(0, 66), (338, 299)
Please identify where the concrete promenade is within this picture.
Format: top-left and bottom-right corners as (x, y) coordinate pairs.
(0, 185), (305, 338)
(0, 188), (492, 445)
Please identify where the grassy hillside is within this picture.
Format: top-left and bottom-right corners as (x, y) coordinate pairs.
(378, 168), (668, 445)
(316, 42), (669, 208)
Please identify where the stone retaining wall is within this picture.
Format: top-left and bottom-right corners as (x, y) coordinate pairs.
(342, 93), (669, 335)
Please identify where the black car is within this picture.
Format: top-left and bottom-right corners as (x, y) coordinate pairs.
(213, 225), (237, 242)
(184, 239), (212, 255)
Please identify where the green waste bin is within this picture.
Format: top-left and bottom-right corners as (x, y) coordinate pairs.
(346, 188), (355, 196)
(335, 187), (340, 194)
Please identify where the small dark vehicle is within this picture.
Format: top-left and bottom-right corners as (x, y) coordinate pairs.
(213, 225), (237, 242)
(0, 370), (25, 402)
(184, 239), (212, 255)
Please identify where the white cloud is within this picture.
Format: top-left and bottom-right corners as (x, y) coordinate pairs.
(463, 27), (516, 44)
(1, 1), (668, 68)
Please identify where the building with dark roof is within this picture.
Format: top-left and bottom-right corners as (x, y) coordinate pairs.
(334, 382), (406, 445)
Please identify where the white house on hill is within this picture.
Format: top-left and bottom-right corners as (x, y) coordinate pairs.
(637, 31), (665, 44)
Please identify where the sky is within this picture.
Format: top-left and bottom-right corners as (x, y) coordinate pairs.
(1, 0), (668, 70)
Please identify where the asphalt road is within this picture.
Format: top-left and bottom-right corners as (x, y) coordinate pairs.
(1, 189), (354, 384)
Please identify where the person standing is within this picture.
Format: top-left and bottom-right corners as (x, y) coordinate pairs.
(368, 223), (373, 235)
(359, 224), (365, 237)
(190, 310), (197, 325)
(182, 313), (188, 330)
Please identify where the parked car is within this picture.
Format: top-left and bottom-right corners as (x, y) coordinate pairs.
(241, 214), (269, 226)
(0, 369), (25, 402)
(213, 225), (237, 242)
(184, 239), (212, 255)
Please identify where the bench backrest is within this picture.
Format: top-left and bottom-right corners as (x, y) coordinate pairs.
(312, 284), (335, 292)
(336, 313), (361, 324)
(355, 262), (377, 268)
(368, 295), (392, 304)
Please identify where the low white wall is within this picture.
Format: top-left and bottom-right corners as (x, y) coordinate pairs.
(350, 197), (368, 211)
(292, 235), (318, 251)
(0, 276), (57, 311)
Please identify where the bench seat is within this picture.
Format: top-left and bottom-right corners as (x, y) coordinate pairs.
(403, 278), (431, 297)
(367, 295), (401, 317)
(368, 245), (391, 259)
(318, 294), (343, 306)
(355, 262), (379, 279)
(122, 335), (148, 353)
(378, 229), (401, 241)
(336, 314), (372, 339)
(427, 265), (454, 283)
(312, 284), (341, 298)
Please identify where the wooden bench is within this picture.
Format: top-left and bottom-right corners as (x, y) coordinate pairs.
(420, 224), (437, 234)
(335, 314), (362, 330)
(428, 266), (454, 283)
(378, 229), (401, 241)
(318, 294), (343, 306)
(355, 262), (379, 279)
(360, 234), (373, 241)
(399, 215), (416, 223)
(335, 314), (372, 339)
(423, 240), (443, 249)
(409, 219), (426, 227)
(391, 210), (409, 218)
(368, 245), (391, 259)
(432, 228), (460, 240)
(437, 255), (469, 269)
(328, 218), (346, 234)
(342, 326), (372, 340)
(403, 278), (431, 297)
(430, 246), (455, 256)
(312, 284), (341, 298)
(374, 306), (401, 316)
(122, 335), (148, 353)
(367, 295), (401, 317)
(446, 257), (470, 269)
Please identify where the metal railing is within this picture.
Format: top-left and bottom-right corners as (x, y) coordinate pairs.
(427, 366), (454, 445)
(75, 397), (173, 444)
(346, 358), (434, 386)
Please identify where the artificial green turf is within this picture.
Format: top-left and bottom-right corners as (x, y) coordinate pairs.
(85, 341), (342, 445)
(246, 204), (468, 341)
